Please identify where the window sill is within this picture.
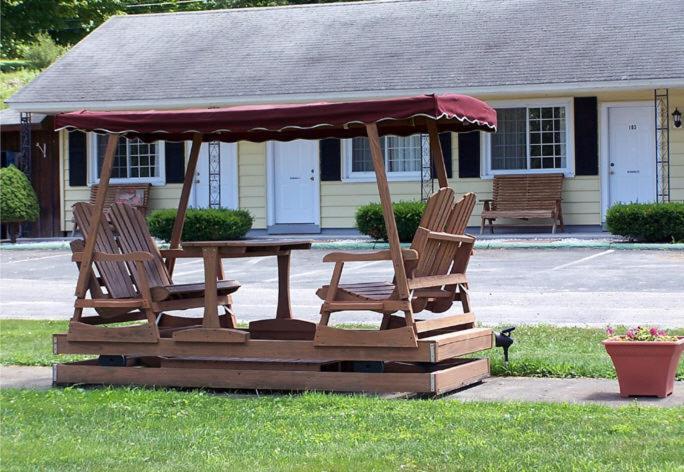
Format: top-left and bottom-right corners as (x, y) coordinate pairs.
(90, 178), (166, 186)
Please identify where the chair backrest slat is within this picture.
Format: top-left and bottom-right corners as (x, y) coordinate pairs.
(72, 202), (138, 299)
(492, 174), (564, 211)
(414, 191), (476, 278)
(109, 203), (172, 288)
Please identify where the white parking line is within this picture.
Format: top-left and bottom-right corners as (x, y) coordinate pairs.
(3, 253), (68, 264)
(172, 267), (206, 277)
(344, 260), (387, 272)
(550, 249), (614, 271)
(263, 268), (328, 284)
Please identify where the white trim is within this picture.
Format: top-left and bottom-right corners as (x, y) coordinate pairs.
(599, 100), (654, 220)
(481, 98), (575, 178)
(187, 141), (239, 209)
(266, 140), (321, 227)
(341, 137), (421, 182)
(87, 132), (166, 186)
(9, 78), (684, 113)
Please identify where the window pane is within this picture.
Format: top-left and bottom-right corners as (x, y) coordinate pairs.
(351, 137), (374, 172)
(96, 136), (159, 180)
(528, 106), (566, 169)
(386, 135), (421, 173)
(96, 135), (127, 178)
(491, 108), (527, 170)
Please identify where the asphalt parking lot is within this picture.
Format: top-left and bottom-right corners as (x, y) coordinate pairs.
(1, 248), (683, 327)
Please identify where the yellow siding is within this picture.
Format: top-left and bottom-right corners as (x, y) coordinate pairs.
(321, 181), (421, 228)
(60, 88), (684, 232)
(238, 141), (267, 229)
(668, 89), (684, 202)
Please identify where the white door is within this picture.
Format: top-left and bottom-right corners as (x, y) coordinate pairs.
(272, 140), (319, 225)
(607, 106), (656, 206)
(191, 142), (238, 209)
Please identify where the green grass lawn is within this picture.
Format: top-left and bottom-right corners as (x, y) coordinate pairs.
(1, 388), (682, 471)
(0, 69), (39, 109)
(2, 320), (683, 380)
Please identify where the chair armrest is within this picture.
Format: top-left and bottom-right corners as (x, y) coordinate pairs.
(426, 232), (476, 244)
(323, 249), (418, 263)
(72, 251), (153, 263)
(479, 198), (494, 203)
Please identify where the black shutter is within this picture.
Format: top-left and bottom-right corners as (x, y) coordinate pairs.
(574, 97), (598, 175)
(319, 139), (341, 181)
(68, 131), (87, 186)
(438, 132), (453, 178)
(458, 131), (480, 178)
(165, 141), (186, 183)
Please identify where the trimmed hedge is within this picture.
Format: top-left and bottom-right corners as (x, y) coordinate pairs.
(606, 202), (684, 243)
(355, 200), (426, 242)
(147, 208), (253, 242)
(0, 165), (39, 223)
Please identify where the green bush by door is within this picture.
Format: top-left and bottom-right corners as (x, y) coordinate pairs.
(606, 202), (684, 243)
(355, 200), (426, 242)
(147, 208), (253, 242)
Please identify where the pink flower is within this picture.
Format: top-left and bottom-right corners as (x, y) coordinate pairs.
(606, 326), (615, 336)
(626, 329), (635, 339)
(658, 329), (667, 337)
(650, 327), (659, 336)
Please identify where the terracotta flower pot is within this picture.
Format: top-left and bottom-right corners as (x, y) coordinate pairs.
(603, 336), (684, 398)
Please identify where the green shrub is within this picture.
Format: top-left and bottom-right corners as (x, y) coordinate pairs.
(355, 200), (426, 242)
(0, 59), (30, 73)
(22, 33), (66, 69)
(0, 165), (39, 222)
(606, 202), (684, 243)
(147, 208), (253, 242)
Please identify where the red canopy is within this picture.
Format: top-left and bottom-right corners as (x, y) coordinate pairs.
(54, 94), (496, 142)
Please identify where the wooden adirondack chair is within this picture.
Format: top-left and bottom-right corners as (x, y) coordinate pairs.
(69, 202), (241, 342)
(315, 189), (477, 347)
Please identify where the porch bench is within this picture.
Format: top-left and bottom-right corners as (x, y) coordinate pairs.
(480, 174), (564, 233)
(72, 183), (151, 235)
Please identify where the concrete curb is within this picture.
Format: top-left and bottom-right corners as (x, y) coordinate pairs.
(3, 240), (683, 251)
(310, 240), (684, 251)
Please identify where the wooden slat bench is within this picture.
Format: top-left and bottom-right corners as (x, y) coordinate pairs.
(90, 183), (151, 215)
(480, 174), (564, 233)
(72, 183), (151, 235)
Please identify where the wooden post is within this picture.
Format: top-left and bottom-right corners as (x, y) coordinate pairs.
(74, 134), (119, 298)
(202, 247), (220, 328)
(166, 133), (203, 275)
(427, 121), (449, 188)
(365, 123), (409, 299)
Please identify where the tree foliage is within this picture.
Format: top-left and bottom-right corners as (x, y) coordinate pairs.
(22, 32), (67, 69)
(1, 0), (356, 58)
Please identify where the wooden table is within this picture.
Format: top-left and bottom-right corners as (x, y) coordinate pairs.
(181, 240), (312, 329)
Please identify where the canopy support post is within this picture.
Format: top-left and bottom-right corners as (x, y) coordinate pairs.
(166, 133), (203, 276)
(74, 134), (120, 298)
(365, 123), (409, 299)
(427, 121), (449, 188)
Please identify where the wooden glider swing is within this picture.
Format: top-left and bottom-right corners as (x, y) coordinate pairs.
(53, 93), (498, 394)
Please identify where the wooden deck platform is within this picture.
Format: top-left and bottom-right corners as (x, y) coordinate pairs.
(53, 326), (493, 394)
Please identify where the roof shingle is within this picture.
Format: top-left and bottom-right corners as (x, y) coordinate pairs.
(8, 0), (684, 110)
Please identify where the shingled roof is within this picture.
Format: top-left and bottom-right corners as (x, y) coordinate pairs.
(8, 0), (684, 112)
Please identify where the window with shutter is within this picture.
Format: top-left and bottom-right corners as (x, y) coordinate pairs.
(483, 99), (575, 177)
(88, 133), (166, 185)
